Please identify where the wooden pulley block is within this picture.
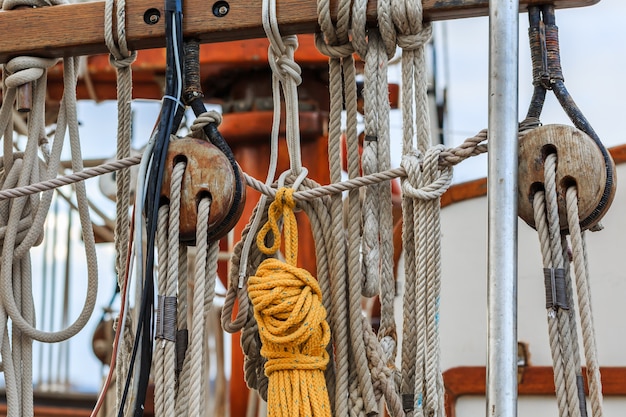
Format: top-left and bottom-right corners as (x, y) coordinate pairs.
(518, 124), (616, 232)
(161, 136), (244, 244)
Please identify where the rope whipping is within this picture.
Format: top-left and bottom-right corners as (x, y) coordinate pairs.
(532, 152), (604, 417)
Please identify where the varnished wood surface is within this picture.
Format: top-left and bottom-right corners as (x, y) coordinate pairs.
(443, 366), (626, 417)
(0, 0), (600, 63)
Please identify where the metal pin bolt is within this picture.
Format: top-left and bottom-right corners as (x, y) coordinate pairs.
(143, 8), (161, 25)
(212, 1), (229, 17)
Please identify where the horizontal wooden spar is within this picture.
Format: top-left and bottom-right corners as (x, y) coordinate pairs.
(0, 0), (599, 63)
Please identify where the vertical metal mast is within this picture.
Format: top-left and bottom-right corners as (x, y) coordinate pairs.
(487, 0), (519, 416)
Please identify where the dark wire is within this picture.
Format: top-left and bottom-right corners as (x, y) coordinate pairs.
(116, 0), (185, 414)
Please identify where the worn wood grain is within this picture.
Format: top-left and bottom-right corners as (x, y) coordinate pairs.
(0, 0), (600, 63)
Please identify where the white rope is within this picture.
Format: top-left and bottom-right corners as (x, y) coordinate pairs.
(185, 197), (219, 417)
(531, 151), (607, 417)
(387, 1), (447, 415)
(565, 186), (604, 417)
(316, 0), (370, 412)
(0, 1), (98, 413)
(103, 0), (137, 407)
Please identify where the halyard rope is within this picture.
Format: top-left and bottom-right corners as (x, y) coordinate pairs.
(532, 152), (604, 417)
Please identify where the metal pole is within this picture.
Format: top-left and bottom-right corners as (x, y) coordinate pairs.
(487, 0), (518, 416)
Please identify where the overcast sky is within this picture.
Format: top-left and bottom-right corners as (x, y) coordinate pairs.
(440, 0), (626, 182)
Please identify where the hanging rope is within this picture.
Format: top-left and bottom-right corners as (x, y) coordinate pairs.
(532, 152), (605, 417)
(0, 1), (99, 415)
(523, 7), (606, 417)
(104, 0), (137, 408)
(248, 187), (331, 417)
(565, 186), (604, 417)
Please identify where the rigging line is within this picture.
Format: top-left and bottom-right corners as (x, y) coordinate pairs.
(90, 205), (136, 417)
(117, 0), (185, 413)
(58, 202), (73, 388)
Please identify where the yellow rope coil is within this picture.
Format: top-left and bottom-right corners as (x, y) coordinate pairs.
(248, 187), (331, 417)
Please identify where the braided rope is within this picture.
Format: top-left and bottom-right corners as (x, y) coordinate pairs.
(249, 188), (332, 417)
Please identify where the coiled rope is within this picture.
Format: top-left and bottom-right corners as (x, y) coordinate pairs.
(248, 187), (331, 417)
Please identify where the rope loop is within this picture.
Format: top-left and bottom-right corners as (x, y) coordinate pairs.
(314, 33), (355, 59)
(190, 110), (223, 139)
(108, 51), (137, 69)
(256, 187), (297, 262)
(104, 0), (134, 62)
(0, 153), (47, 251)
(401, 146), (453, 200)
(3, 56), (59, 88)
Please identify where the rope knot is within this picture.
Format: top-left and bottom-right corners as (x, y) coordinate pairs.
(401, 146), (453, 200)
(256, 187), (298, 263)
(249, 259), (330, 375)
(314, 33), (355, 59)
(108, 50), (137, 69)
(267, 35), (303, 86)
(3, 56), (59, 89)
(248, 186), (332, 416)
(189, 110), (222, 139)
(395, 24), (433, 51)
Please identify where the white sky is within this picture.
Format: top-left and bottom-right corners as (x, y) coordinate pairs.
(27, 0), (625, 392)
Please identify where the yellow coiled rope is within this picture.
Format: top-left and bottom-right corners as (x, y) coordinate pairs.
(248, 187), (331, 417)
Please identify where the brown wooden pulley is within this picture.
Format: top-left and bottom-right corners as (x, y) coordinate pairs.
(160, 136), (243, 244)
(518, 124), (617, 232)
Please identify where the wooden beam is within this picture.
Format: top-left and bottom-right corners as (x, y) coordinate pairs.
(0, 0), (599, 63)
(443, 366), (626, 417)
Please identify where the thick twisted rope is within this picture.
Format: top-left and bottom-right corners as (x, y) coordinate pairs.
(565, 186), (603, 417)
(103, 2), (138, 405)
(531, 151), (606, 417)
(154, 204), (170, 417)
(0, 131), (492, 202)
(316, 0), (355, 412)
(248, 187), (331, 417)
(154, 161), (186, 417)
(186, 197), (220, 417)
(389, 1), (442, 415)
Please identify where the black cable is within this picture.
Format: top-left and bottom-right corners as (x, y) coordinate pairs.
(189, 99), (245, 241)
(116, 0), (185, 414)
